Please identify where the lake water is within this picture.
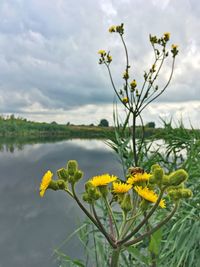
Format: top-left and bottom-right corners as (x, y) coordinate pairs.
(0, 139), (123, 267)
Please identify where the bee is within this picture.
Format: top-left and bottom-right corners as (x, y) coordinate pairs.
(128, 167), (144, 176)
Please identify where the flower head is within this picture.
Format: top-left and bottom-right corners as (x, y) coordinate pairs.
(171, 44), (179, 57)
(134, 186), (166, 208)
(113, 182), (132, 194)
(108, 25), (116, 33)
(127, 172), (151, 185)
(122, 97), (129, 104)
(163, 32), (170, 41)
(40, 170), (53, 197)
(130, 79), (137, 90)
(98, 50), (106, 55)
(90, 174), (117, 187)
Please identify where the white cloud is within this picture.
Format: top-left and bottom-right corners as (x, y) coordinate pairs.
(0, 0), (199, 127)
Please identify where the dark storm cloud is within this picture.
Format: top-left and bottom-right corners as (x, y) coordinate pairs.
(0, 0), (199, 119)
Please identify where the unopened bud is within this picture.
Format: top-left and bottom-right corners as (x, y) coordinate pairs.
(57, 179), (66, 190)
(168, 169), (188, 186)
(121, 193), (132, 213)
(57, 168), (69, 181)
(67, 160), (78, 176)
(74, 170), (83, 182)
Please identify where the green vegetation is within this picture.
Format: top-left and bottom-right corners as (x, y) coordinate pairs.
(0, 115), (114, 139)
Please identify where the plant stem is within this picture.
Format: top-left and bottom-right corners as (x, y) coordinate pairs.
(124, 202), (178, 247)
(110, 247), (121, 267)
(71, 185), (116, 248)
(117, 187), (166, 245)
(132, 112), (138, 166)
(104, 197), (120, 238)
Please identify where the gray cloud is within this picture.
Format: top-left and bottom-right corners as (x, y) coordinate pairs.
(0, 0), (199, 125)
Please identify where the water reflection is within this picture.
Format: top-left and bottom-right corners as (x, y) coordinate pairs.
(0, 138), (123, 267)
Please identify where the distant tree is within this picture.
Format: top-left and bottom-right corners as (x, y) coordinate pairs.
(66, 122), (70, 126)
(51, 121), (57, 125)
(10, 114), (15, 120)
(89, 123), (94, 127)
(146, 121), (155, 128)
(99, 119), (109, 127)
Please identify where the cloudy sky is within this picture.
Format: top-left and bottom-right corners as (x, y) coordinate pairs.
(0, 0), (199, 127)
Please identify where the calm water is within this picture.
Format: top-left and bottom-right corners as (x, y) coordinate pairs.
(0, 139), (123, 267)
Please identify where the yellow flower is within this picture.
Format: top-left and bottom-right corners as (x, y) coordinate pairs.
(98, 50), (106, 55)
(113, 181), (132, 193)
(40, 170), (53, 197)
(122, 97), (129, 104)
(123, 71), (129, 79)
(107, 55), (112, 63)
(90, 174), (117, 187)
(108, 25), (116, 33)
(127, 172), (151, 185)
(130, 79), (137, 89)
(134, 186), (166, 208)
(171, 44), (178, 50)
(163, 32), (170, 41)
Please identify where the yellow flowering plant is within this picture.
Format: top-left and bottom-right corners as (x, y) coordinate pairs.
(39, 24), (192, 266)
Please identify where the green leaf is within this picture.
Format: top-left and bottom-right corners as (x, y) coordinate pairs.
(149, 228), (162, 255)
(127, 246), (149, 265)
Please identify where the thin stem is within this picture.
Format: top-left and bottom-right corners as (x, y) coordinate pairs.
(119, 211), (127, 238)
(132, 112), (138, 166)
(120, 34), (131, 109)
(71, 185), (116, 248)
(137, 51), (165, 112)
(124, 202), (178, 247)
(117, 187), (166, 245)
(90, 206), (99, 267)
(139, 57), (175, 113)
(104, 197), (120, 238)
(110, 247), (121, 267)
(105, 63), (130, 111)
(92, 204), (115, 242)
(64, 188), (74, 198)
(137, 113), (145, 165)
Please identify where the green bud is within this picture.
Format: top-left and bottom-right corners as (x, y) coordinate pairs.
(162, 175), (170, 185)
(151, 164), (160, 173)
(82, 192), (93, 204)
(180, 189), (192, 198)
(57, 168), (69, 181)
(57, 179), (66, 190)
(74, 170), (83, 182)
(150, 164), (164, 186)
(117, 193), (125, 204)
(85, 181), (94, 192)
(48, 180), (60, 191)
(99, 185), (108, 197)
(67, 160), (78, 176)
(68, 175), (75, 184)
(168, 188), (192, 201)
(121, 193), (132, 213)
(167, 183), (184, 192)
(168, 169), (188, 186)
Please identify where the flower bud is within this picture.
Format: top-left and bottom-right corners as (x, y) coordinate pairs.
(74, 170), (83, 182)
(153, 167), (164, 185)
(99, 185), (108, 197)
(57, 168), (69, 181)
(168, 169), (188, 186)
(57, 179), (66, 190)
(67, 160), (78, 176)
(82, 192), (93, 204)
(121, 193), (132, 213)
(48, 180), (59, 191)
(168, 188), (192, 201)
(180, 189), (192, 198)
